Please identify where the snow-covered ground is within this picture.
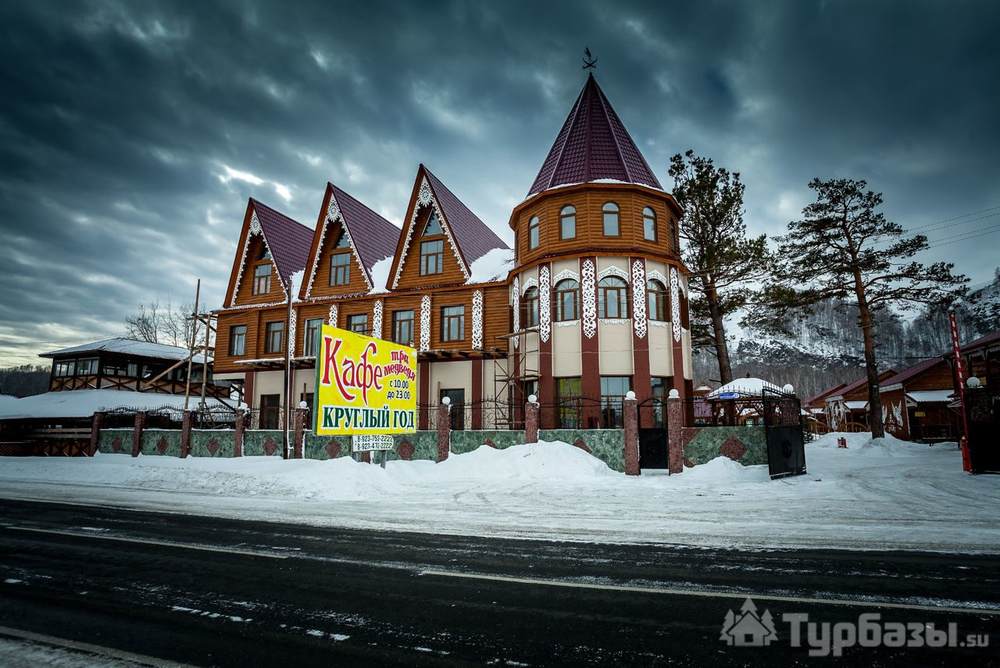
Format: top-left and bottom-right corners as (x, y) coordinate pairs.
(0, 433), (997, 553)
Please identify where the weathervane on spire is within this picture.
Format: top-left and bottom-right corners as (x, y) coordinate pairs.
(582, 47), (598, 70)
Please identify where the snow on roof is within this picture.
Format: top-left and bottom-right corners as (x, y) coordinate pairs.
(367, 255), (394, 294)
(707, 377), (784, 398)
(467, 247), (514, 284)
(40, 338), (209, 364)
(0, 390), (230, 421)
(906, 390), (954, 403)
(844, 400), (868, 410)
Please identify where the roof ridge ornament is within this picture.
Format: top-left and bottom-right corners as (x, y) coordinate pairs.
(582, 47), (598, 71)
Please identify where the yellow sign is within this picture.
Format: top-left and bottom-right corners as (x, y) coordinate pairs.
(313, 324), (417, 435)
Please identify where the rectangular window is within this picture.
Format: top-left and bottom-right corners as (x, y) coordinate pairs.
(528, 216), (540, 249)
(420, 239), (444, 275)
(348, 314), (368, 335)
(600, 376), (632, 428)
(77, 358), (98, 375)
(556, 377), (582, 429)
(329, 253), (351, 286)
(253, 264), (272, 295)
(229, 325), (247, 356)
(259, 394), (280, 430)
(303, 318), (323, 356)
(441, 305), (465, 342)
(54, 360), (75, 377)
(650, 377), (669, 427)
(392, 310), (414, 346)
(265, 321), (284, 354)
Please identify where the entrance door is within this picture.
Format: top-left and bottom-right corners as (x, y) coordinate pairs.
(259, 394), (280, 430)
(440, 388), (465, 431)
(638, 397), (668, 469)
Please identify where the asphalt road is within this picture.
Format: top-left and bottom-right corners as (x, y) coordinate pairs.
(0, 499), (997, 666)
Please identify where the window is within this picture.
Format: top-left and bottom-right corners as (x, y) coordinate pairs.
(650, 377), (669, 427)
(528, 216), (540, 249)
(602, 202), (620, 236)
(253, 263), (272, 295)
(598, 276), (629, 319)
(560, 205), (576, 239)
(77, 358), (98, 375)
(392, 310), (414, 346)
(259, 394), (280, 430)
(600, 376), (632, 428)
(441, 305), (465, 342)
(229, 325), (247, 356)
(304, 318), (323, 356)
(643, 207), (657, 241)
(334, 229), (350, 248)
(103, 362), (131, 377)
(523, 287), (539, 328)
(265, 321), (284, 354)
(672, 218), (680, 250)
(257, 245), (271, 260)
(554, 279), (579, 321)
(347, 314), (368, 335)
(647, 279), (667, 321)
(440, 388), (465, 430)
(54, 360), (75, 377)
(556, 377), (582, 428)
(330, 252), (351, 286)
(423, 212), (443, 236)
(420, 239), (444, 275)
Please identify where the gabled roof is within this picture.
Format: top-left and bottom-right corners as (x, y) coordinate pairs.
(301, 183), (401, 298)
(804, 382), (847, 406)
(959, 329), (1000, 354)
(828, 370), (898, 401)
(880, 357), (947, 389)
(527, 73), (662, 196)
(388, 164), (509, 289)
(40, 338), (209, 363)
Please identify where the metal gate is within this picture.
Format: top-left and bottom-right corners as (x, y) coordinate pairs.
(966, 388), (1000, 474)
(638, 397), (668, 469)
(763, 390), (807, 479)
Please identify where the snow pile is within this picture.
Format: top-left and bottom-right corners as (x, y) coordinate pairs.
(367, 255), (393, 294)
(413, 441), (618, 482)
(0, 390), (231, 420)
(681, 455), (771, 483)
(467, 248), (514, 284)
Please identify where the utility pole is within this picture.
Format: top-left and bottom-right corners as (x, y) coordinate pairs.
(283, 284), (293, 459)
(183, 279), (201, 411)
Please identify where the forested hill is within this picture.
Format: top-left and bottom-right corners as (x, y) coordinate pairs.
(694, 269), (1000, 397)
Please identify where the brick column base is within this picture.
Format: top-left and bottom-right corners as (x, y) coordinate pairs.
(132, 411), (146, 458)
(89, 411), (104, 457)
(180, 410), (193, 458)
(525, 401), (539, 444)
(623, 396), (639, 475)
(667, 396), (683, 474)
(293, 408), (307, 459)
(234, 411), (246, 457)
(437, 403), (451, 462)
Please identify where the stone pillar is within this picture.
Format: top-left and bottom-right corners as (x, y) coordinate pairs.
(525, 395), (539, 444)
(131, 411), (146, 458)
(234, 409), (246, 457)
(436, 399), (451, 462)
(667, 391), (684, 474)
(293, 405), (307, 459)
(89, 411), (104, 457)
(180, 410), (193, 458)
(623, 392), (640, 475)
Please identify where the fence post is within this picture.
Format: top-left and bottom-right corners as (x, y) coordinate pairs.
(234, 407), (246, 457)
(293, 402), (307, 459)
(89, 411), (104, 457)
(525, 394), (539, 444)
(667, 390), (683, 474)
(131, 411), (146, 458)
(623, 391), (640, 475)
(437, 397), (451, 462)
(180, 410), (193, 458)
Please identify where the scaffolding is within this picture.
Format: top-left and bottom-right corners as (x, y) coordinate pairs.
(492, 325), (539, 429)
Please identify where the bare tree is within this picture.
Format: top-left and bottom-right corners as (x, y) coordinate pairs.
(124, 302), (195, 347)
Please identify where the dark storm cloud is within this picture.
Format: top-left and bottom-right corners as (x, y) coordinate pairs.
(1, 0), (999, 364)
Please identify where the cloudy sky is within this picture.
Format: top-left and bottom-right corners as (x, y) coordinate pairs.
(1, 0), (999, 366)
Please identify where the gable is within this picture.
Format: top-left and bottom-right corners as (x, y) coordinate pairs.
(306, 216), (371, 298)
(394, 205), (468, 289)
(225, 205), (287, 307)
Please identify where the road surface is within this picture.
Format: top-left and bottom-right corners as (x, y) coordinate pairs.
(0, 499), (997, 666)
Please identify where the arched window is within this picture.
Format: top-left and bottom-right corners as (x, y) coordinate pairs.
(523, 286), (539, 327)
(554, 279), (579, 321)
(598, 276), (629, 319)
(559, 205), (576, 240)
(642, 207), (657, 241)
(602, 202), (620, 236)
(646, 279), (667, 321)
(528, 216), (540, 250)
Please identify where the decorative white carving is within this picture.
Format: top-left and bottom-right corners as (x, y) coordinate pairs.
(552, 269), (579, 283)
(597, 265), (629, 281)
(538, 266), (551, 343)
(328, 303), (338, 326)
(472, 290), (484, 350)
(419, 294), (431, 351)
(511, 277), (520, 349)
(647, 269), (668, 285)
(521, 276), (537, 294)
(288, 310), (298, 356)
(581, 258), (597, 339)
(304, 193), (372, 299)
(372, 300), (384, 338)
(391, 176), (470, 289)
(631, 259), (647, 339)
(670, 267), (681, 342)
(231, 211), (285, 306)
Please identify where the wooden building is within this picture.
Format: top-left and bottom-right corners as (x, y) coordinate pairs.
(825, 370), (897, 431)
(212, 73), (694, 430)
(878, 358), (957, 442)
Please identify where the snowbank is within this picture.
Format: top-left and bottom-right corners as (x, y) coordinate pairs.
(0, 390), (231, 420)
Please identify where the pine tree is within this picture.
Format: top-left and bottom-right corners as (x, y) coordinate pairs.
(669, 150), (770, 385)
(767, 178), (967, 438)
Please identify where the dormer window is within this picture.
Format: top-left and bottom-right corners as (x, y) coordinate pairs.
(423, 212), (443, 236)
(420, 239), (444, 275)
(602, 202), (620, 236)
(257, 245), (271, 260)
(528, 216), (540, 249)
(330, 252), (351, 286)
(253, 263), (272, 294)
(334, 230), (350, 248)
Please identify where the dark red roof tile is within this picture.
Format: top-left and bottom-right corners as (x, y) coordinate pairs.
(250, 198), (313, 290)
(423, 166), (509, 265)
(881, 357), (948, 387)
(328, 183), (400, 276)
